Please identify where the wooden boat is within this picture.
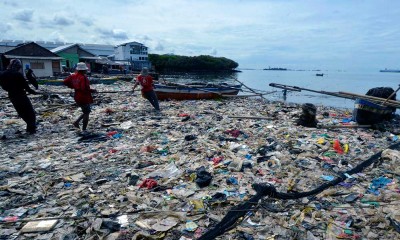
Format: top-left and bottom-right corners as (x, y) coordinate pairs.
(154, 82), (241, 100)
(353, 98), (395, 124)
(37, 77), (120, 86)
(316, 73), (324, 76)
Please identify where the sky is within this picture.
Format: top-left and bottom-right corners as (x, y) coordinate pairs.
(1, 0), (400, 71)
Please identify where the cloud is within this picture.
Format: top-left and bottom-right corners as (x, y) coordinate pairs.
(2, 0), (18, 7)
(137, 35), (151, 42)
(81, 18), (94, 26)
(97, 28), (129, 40)
(14, 9), (34, 22)
(2, 1), (400, 70)
(0, 23), (12, 33)
(154, 42), (164, 51)
(48, 31), (67, 43)
(39, 13), (74, 29)
(53, 15), (74, 26)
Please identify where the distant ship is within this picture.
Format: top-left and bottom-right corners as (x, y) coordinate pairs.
(263, 67), (287, 71)
(380, 68), (400, 73)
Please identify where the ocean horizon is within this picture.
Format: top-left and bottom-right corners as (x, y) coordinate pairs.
(236, 69), (399, 109)
(162, 69), (399, 110)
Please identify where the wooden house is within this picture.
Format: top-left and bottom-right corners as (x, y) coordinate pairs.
(1, 42), (63, 77)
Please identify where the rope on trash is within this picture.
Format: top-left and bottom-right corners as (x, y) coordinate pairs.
(0, 91), (136, 102)
(39, 90), (137, 95)
(198, 142), (400, 240)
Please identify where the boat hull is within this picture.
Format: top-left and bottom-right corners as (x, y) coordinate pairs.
(154, 84), (240, 100)
(353, 98), (395, 124)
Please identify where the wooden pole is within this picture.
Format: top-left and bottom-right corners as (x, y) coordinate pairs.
(339, 91), (400, 108)
(382, 84), (400, 105)
(269, 83), (400, 108)
(222, 92), (276, 98)
(233, 78), (266, 100)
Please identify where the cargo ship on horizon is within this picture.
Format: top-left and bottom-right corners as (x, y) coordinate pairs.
(380, 68), (400, 73)
(263, 67), (287, 71)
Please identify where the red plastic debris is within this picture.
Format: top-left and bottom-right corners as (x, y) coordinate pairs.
(333, 139), (344, 154)
(139, 178), (158, 189)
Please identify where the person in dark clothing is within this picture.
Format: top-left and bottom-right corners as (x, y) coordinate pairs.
(25, 66), (39, 89)
(102, 65), (108, 75)
(0, 59), (38, 134)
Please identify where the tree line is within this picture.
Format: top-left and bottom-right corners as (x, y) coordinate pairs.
(148, 54), (239, 72)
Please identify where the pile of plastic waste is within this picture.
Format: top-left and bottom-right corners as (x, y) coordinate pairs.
(0, 83), (399, 239)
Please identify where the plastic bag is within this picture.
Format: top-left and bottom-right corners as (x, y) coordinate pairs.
(146, 162), (182, 179)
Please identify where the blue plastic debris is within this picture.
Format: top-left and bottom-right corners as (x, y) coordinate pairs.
(321, 175), (335, 181)
(367, 176), (392, 195)
(226, 176), (239, 185)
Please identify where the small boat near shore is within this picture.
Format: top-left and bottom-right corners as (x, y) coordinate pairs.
(316, 73), (324, 76)
(154, 82), (242, 100)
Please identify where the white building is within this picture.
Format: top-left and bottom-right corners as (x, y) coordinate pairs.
(114, 41), (151, 70)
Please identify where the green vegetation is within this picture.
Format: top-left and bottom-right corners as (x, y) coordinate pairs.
(148, 54), (239, 72)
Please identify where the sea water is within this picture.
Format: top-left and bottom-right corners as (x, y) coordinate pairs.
(236, 69), (400, 109)
(163, 69), (399, 109)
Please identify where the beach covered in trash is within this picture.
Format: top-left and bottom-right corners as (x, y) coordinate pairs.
(1, 82), (400, 240)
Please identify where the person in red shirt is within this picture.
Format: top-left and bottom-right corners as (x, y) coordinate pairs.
(132, 67), (160, 111)
(63, 62), (96, 131)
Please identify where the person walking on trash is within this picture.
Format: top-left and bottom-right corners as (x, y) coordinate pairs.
(0, 59), (38, 134)
(25, 65), (39, 90)
(63, 62), (97, 132)
(132, 67), (160, 111)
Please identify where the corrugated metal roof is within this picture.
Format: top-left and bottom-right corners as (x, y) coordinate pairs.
(50, 44), (77, 53)
(116, 41), (143, 47)
(0, 46), (15, 53)
(80, 56), (101, 60)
